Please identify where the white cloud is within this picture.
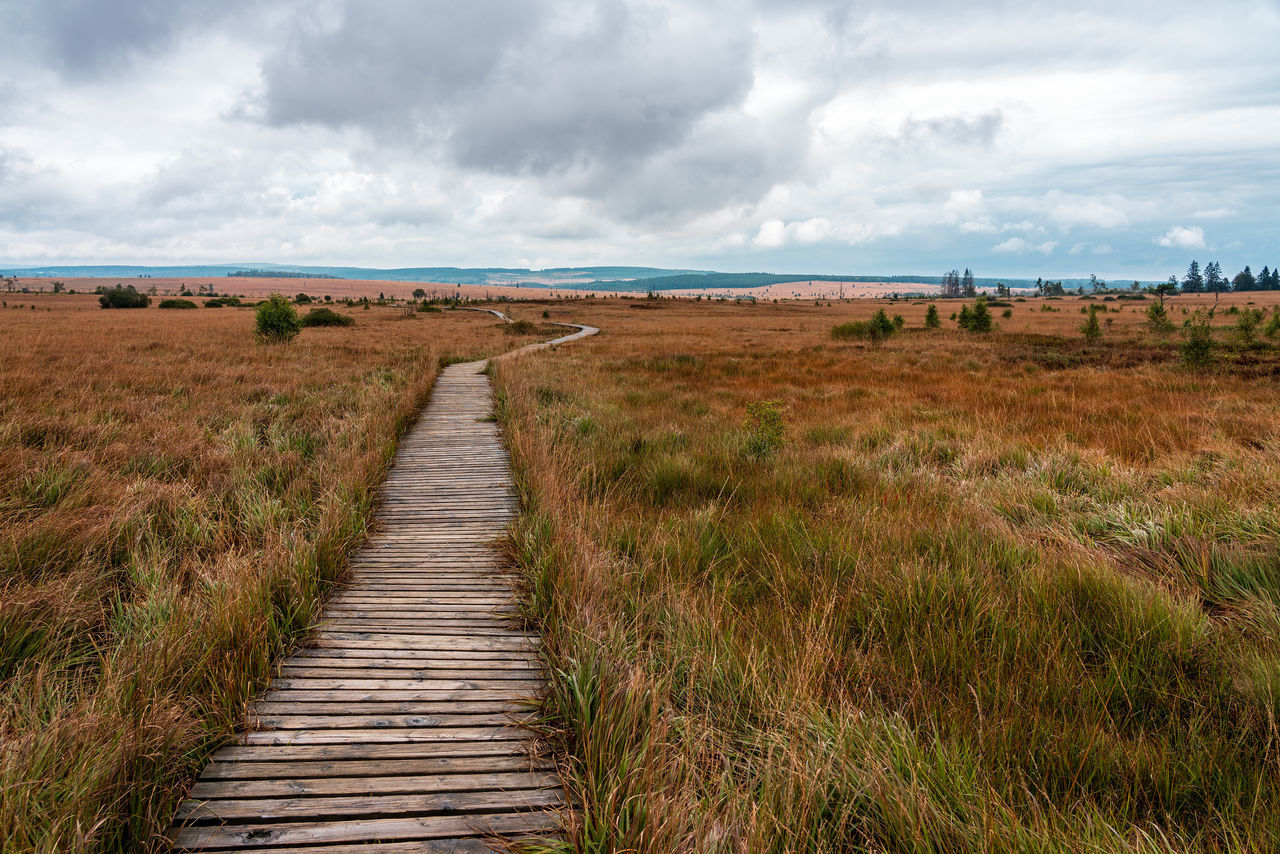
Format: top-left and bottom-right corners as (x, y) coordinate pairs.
(1155, 225), (1207, 250)
(994, 237), (1057, 254)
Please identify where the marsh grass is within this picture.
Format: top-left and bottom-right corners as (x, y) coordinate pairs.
(0, 296), (529, 851)
(498, 294), (1280, 852)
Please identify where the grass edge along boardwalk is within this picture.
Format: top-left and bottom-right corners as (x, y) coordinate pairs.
(170, 323), (597, 852)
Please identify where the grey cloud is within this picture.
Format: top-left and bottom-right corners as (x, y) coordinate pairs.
(252, 0), (765, 214)
(3, 0), (248, 77)
(899, 111), (1003, 149)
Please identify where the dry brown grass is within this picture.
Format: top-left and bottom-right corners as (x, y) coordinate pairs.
(0, 294), (552, 852)
(497, 292), (1280, 851)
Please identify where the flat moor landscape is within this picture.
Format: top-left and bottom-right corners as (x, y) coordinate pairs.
(3, 287), (1280, 851)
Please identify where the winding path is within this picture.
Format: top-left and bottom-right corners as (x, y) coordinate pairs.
(171, 320), (597, 852)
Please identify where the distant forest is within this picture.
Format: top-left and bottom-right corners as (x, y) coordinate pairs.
(229, 269), (340, 279)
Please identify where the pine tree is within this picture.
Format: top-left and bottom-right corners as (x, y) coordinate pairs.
(1183, 260), (1203, 293)
(1233, 266), (1256, 291)
(1204, 261), (1223, 293)
(924, 304), (940, 328)
(962, 268), (976, 297)
(1260, 266), (1273, 291)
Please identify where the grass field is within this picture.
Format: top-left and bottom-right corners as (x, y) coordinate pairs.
(0, 295), (550, 851)
(498, 292), (1280, 851)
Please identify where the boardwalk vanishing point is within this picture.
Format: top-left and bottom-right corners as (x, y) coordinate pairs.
(171, 322), (598, 852)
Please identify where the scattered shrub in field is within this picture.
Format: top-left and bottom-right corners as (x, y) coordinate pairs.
(1232, 308), (1263, 346)
(1145, 300), (1175, 333)
(832, 309), (895, 344)
(892, 314), (905, 330)
(98, 285), (150, 309)
(1080, 304), (1102, 342)
(255, 293), (302, 343)
(504, 319), (539, 335)
(1265, 307), (1280, 338)
(1180, 310), (1214, 367)
(1001, 308), (1013, 319)
(299, 307), (355, 327)
(542, 309), (550, 319)
(301, 307), (356, 327)
(158, 298), (197, 310)
(203, 300), (223, 308)
(744, 400), (786, 458)
(924, 304), (940, 328)
(957, 297), (993, 332)
(205, 296), (241, 307)
(417, 302), (441, 313)
(294, 292), (312, 304)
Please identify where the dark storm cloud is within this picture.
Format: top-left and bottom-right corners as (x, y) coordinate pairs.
(253, 1), (762, 181)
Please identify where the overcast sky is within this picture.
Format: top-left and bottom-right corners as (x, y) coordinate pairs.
(1, 0), (1277, 278)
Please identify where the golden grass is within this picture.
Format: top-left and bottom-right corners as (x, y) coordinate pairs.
(497, 292), (1280, 851)
(0, 295), (551, 852)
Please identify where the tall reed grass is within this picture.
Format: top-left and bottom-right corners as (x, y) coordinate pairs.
(0, 297), (540, 851)
(497, 295), (1280, 852)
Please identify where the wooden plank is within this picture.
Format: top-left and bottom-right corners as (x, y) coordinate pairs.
(199, 755), (549, 780)
(173, 787), (561, 824)
(173, 807), (559, 848)
(240, 726), (527, 745)
(211, 741), (528, 763)
(190, 770), (559, 799)
(251, 712), (531, 729)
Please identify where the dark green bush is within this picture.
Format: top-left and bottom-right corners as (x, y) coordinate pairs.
(98, 286), (150, 309)
(158, 298), (197, 310)
(924, 304), (940, 328)
(958, 297), (994, 332)
(255, 294), (302, 343)
(300, 307), (356, 327)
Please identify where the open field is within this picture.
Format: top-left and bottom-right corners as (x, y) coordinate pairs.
(6, 277), (629, 303)
(0, 296), (559, 851)
(496, 291), (1280, 851)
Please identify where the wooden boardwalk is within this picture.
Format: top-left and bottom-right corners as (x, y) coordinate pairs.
(172, 323), (595, 852)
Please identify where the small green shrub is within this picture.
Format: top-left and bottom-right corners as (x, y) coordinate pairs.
(1145, 300), (1175, 333)
(1232, 308), (1263, 346)
(1180, 310), (1214, 367)
(924, 304), (940, 328)
(832, 309), (895, 344)
(1001, 308), (1013, 319)
(294, 292), (313, 304)
(744, 400), (786, 458)
(417, 303), (441, 313)
(255, 293), (302, 343)
(1265, 308), (1280, 338)
(958, 297), (993, 332)
(300, 307), (356, 327)
(203, 300), (223, 308)
(1080, 304), (1102, 342)
(505, 319), (539, 335)
(158, 298), (197, 310)
(98, 286), (150, 309)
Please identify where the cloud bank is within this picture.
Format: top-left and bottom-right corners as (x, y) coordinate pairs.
(0, 0), (1277, 276)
